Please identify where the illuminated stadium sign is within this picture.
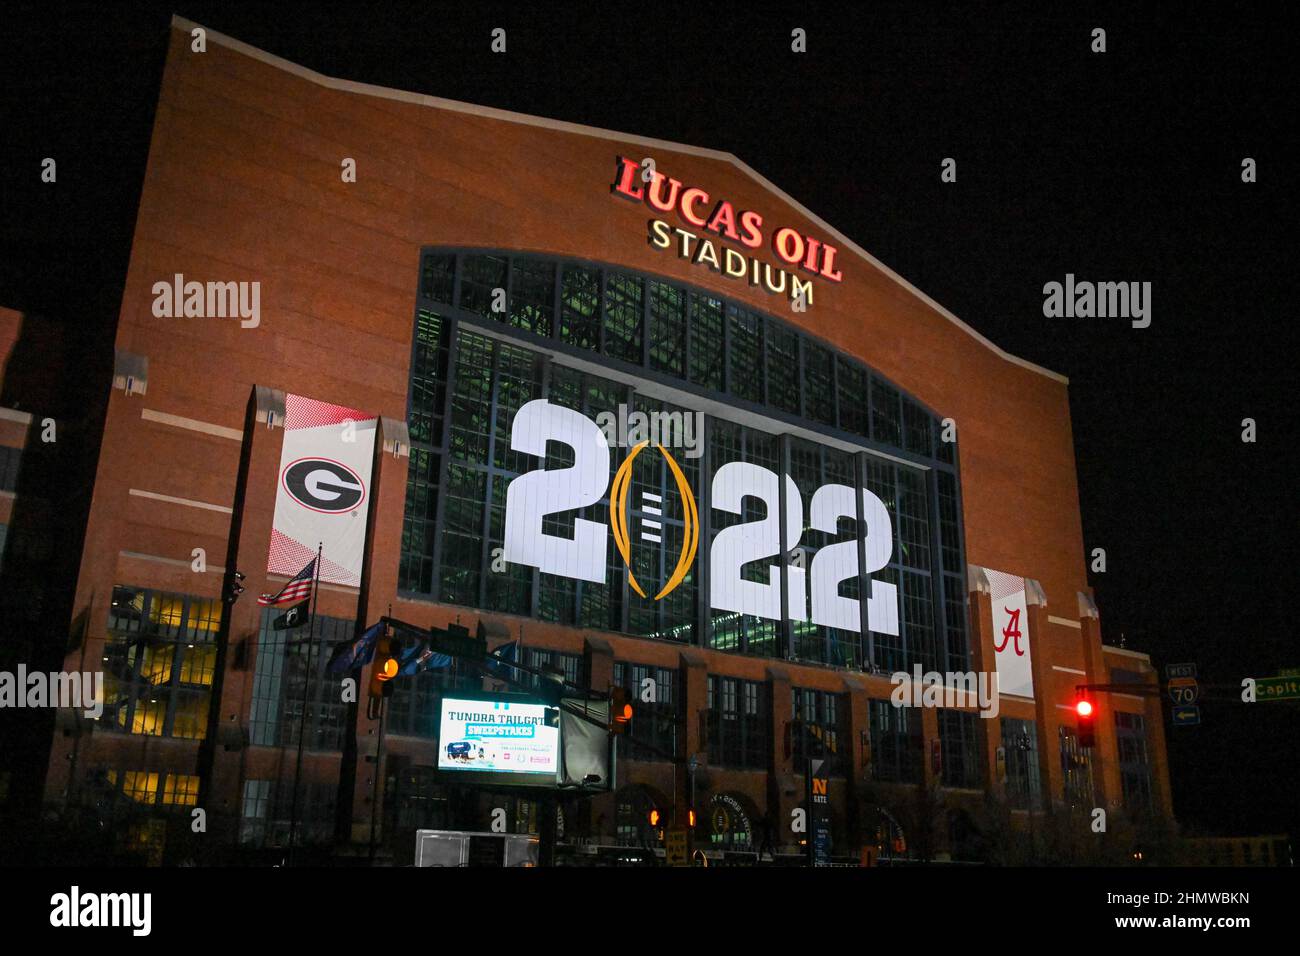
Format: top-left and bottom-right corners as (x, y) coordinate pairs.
(610, 155), (843, 308)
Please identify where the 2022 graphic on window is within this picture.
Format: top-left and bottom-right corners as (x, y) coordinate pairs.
(503, 399), (899, 635)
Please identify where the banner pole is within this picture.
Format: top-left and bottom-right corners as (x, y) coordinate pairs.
(287, 543), (323, 865)
(367, 696), (387, 864)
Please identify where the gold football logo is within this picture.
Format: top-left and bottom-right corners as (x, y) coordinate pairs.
(608, 441), (699, 600)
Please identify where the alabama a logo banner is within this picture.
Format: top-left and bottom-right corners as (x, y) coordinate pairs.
(986, 568), (1033, 699)
(267, 394), (377, 587)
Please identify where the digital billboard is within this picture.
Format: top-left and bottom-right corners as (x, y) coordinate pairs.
(437, 696), (561, 787)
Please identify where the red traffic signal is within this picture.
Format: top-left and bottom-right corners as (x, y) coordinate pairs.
(1075, 693), (1097, 748)
(610, 686), (633, 734)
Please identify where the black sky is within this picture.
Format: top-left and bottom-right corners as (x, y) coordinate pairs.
(1, 1), (1295, 839)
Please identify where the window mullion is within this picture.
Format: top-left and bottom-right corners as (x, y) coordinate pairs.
(428, 315), (460, 605)
(855, 452), (875, 671)
(778, 433), (792, 660)
(696, 415), (711, 649)
(478, 344), (502, 612)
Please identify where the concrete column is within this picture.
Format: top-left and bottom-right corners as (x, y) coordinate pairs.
(679, 649), (709, 849)
(584, 635), (614, 693)
(1079, 594), (1120, 812)
(921, 706), (940, 788)
(843, 674), (871, 847)
(339, 420), (408, 848)
(1024, 587), (1062, 809)
(966, 581), (1001, 796)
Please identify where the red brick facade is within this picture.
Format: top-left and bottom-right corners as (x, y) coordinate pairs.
(20, 19), (1173, 862)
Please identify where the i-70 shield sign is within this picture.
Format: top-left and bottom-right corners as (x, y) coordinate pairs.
(1168, 677), (1199, 705)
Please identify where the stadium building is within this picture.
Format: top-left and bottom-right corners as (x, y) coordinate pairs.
(9, 17), (1173, 864)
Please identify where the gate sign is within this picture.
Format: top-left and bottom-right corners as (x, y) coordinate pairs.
(986, 569), (1034, 699)
(267, 394), (377, 587)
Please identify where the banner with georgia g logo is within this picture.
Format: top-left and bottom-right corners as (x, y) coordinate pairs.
(267, 394), (377, 587)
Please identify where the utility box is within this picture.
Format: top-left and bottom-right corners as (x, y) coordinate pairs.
(414, 830), (539, 867)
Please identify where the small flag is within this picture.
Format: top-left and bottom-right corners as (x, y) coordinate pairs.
(397, 639), (453, 676)
(272, 600), (310, 631)
(258, 558), (316, 607)
(326, 620), (383, 674)
(486, 640), (521, 680)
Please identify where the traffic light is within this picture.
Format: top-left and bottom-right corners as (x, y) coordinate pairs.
(223, 571), (245, 605)
(368, 631), (400, 702)
(1075, 694), (1097, 748)
(648, 808), (661, 828)
(687, 808), (696, 828)
(609, 686), (633, 734)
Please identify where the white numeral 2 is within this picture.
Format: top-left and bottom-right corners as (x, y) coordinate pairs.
(808, 484), (898, 635)
(709, 462), (805, 620)
(503, 400), (610, 582)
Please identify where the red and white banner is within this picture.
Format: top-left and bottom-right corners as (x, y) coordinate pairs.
(987, 568), (1034, 699)
(267, 394), (377, 587)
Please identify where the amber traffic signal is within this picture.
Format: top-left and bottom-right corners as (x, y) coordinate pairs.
(610, 686), (633, 734)
(368, 634), (400, 701)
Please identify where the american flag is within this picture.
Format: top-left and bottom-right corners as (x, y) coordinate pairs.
(257, 558), (316, 607)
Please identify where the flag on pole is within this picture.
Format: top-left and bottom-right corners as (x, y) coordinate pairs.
(485, 639), (522, 680)
(272, 600), (310, 630)
(397, 639), (453, 676)
(258, 558), (316, 607)
(326, 620), (384, 674)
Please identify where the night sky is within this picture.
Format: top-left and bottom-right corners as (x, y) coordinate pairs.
(2, 3), (1294, 841)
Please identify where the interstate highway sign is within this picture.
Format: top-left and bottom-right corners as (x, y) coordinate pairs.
(1167, 677), (1199, 705)
(1166, 662), (1197, 679)
(1256, 676), (1300, 702)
